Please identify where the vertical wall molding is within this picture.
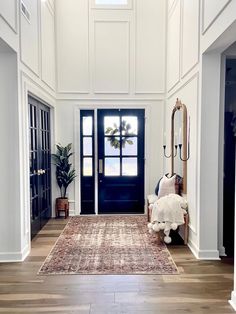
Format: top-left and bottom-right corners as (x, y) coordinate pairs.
(202, 0), (232, 34)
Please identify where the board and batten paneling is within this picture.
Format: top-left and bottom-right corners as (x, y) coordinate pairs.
(93, 20), (130, 94)
(48, 0), (55, 11)
(20, 0), (39, 75)
(168, 0), (176, 12)
(41, 2), (55, 90)
(56, 0), (89, 93)
(135, 0), (165, 94)
(0, 0), (17, 31)
(182, 0), (199, 77)
(166, 75), (198, 235)
(202, 0), (231, 32)
(167, 0), (181, 92)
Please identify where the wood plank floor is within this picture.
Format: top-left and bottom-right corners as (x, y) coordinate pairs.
(0, 218), (235, 314)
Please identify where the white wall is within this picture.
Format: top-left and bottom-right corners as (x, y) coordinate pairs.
(166, 0), (236, 262)
(0, 0), (56, 262)
(0, 45), (21, 260)
(166, 0), (200, 255)
(56, 0), (166, 98)
(55, 0), (167, 214)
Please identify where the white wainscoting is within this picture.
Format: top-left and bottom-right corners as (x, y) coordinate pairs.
(202, 0), (232, 33)
(181, 0), (199, 78)
(135, 0), (165, 94)
(20, 0), (40, 76)
(0, 0), (17, 32)
(56, 0), (90, 93)
(167, 0), (181, 92)
(93, 20), (130, 93)
(41, 1), (55, 90)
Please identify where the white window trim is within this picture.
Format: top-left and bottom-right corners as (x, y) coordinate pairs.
(91, 0), (132, 10)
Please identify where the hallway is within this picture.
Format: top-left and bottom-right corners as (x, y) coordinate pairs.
(0, 219), (234, 313)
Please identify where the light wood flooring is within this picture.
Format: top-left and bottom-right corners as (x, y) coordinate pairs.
(0, 218), (235, 314)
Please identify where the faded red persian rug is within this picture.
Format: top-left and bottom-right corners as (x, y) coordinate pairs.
(38, 216), (178, 275)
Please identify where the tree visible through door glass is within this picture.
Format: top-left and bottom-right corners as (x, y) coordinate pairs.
(105, 137), (120, 156)
(104, 116), (120, 135)
(122, 116), (138, 135)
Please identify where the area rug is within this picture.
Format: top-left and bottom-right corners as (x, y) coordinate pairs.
(38, 216), (178, 275)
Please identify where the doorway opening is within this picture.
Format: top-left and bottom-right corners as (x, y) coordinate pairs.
(80, 108), (145, 215)
(223, 58), (236, 257)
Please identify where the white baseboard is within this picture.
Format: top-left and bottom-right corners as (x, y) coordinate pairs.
(69, 209), (76, 216)
(197, 249), (220, 260)
(187, 238), (199, 259)
(229, 291), (236, 311)
(188, 239), (220, 260)
(0, 244), (30, 262)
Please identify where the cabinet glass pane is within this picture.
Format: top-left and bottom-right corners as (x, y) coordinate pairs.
(122, 158), (137, 176)
(83, 137), (92, 156)
(122, 116), (138, 135)
(83, 158), (93, 176)
(104, 116), (120, 135)
(122, 137), (137, 156)
(105, 137), (120, 156)
(83, 116), (93, 135)
(105, 158), (120, 176)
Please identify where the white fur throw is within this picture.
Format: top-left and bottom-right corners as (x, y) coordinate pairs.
(147, 194), (158, 204)
(147, 194), (188, 244)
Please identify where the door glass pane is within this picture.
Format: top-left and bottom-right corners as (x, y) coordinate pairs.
(104, 116), (120, 135)
(105, 137), (120, 156)
(83, 137), (93, 156)
(105, 158), (120, 176)
(122, 158), (137, 176)
(122, 137), (137, 155)
(121, 116), (138, 135)
(83, 116), (93, 135)
(83, 158), (93, 176)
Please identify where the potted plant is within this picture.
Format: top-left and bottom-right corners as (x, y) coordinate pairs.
(52, 143), (76, 217)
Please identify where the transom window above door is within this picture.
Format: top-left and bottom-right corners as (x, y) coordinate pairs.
(92, 0), (132, 9)
(96, 0), (127, 4)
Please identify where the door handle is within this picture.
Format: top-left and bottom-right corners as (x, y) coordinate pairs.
(37, 169), (45, 175)
(99, 159), (103, 174)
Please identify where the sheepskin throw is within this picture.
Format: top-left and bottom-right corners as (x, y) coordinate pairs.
(148, 194), (188, 244)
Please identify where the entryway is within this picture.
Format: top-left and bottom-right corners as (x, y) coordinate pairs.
(80, 108), (145, 215)
(29, 96), (52, 238)
(223, 58), (236, 257)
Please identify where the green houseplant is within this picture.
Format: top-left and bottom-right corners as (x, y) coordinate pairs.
(52, 143), (76, 217)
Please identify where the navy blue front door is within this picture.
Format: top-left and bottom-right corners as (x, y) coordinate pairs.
(97, 109), (145, 214)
